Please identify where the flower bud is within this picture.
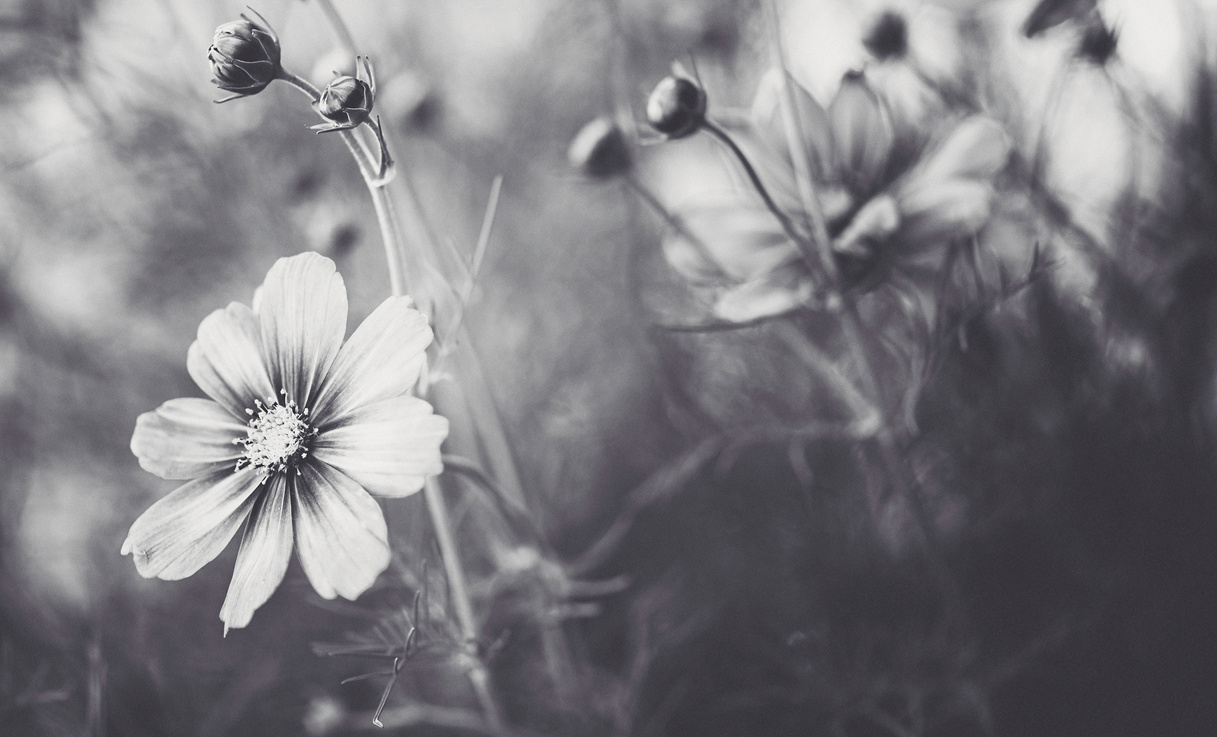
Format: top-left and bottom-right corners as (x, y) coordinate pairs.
(1077, 16), (1118, 65)
(863, 11), (908, 61)
(568, 117), (631, 178)
(646, 75), (707, 139)
(317, 75), (374, 128)
(208, 11), (281, 100)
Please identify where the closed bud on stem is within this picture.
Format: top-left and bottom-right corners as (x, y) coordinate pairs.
(568, 117), (631, 178)
(646, 75), (707, 139)
(312, 56), (377, 133)
(209, 8), (281, 102)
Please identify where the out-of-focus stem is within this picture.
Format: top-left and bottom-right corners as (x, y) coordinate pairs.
(314, 0), (358, 60)
(423, 476), (504, 732)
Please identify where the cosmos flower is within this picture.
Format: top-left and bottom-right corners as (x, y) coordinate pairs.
(662, 68), (1010, 322)
(123, 252), (448, 632)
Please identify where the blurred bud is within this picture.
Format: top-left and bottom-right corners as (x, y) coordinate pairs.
(317, 75), (373, 126)
(1021, 0), (1098, 38)
(1077, 16), (1118, 65)
(568, 117), (631, 178)
(208, 10), (281, 101)
(646, 75), (707, 139)
(863, 11), (908, 61)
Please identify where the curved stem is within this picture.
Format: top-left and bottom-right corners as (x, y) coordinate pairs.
(701, 119), (809, 250)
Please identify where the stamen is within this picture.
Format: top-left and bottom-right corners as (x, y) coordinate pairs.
(236, 391), (317, 475)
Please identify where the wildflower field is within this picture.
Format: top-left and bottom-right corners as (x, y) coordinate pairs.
(2, 0), (1217, 735)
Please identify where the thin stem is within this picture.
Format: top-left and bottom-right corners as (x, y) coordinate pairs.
(314, 0), (358, 60)
(423, 476), (504, 732)
(701, 119), (808, 249)
(283, 57), (501, 730)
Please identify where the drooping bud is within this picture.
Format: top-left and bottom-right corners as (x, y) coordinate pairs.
(646, 75), (707, 139)
(208, 9), (281, 102)
(863, 11), (908, 61)
(311, 56), (377, 133)
(568, 117), (631, 178)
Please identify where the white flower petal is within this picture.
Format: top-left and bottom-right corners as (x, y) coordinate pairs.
(712, 266), (815, 323)
(258, 253), (348, 408)
(896, 179), (994, 248)
(916, 117), (1011, 184)
(219, 474), (293, 633)
(663, 199), (799, 283)
(121, 468), (263, 581)
(293, 463), (389, 600)
(829, 73), (894, 195)
(750, 67), (836, 182)
(310, 296), (432, 423)
(187, 302), (276, 417)
(311, 397), (448, 497)
(130, 398), (246, 480)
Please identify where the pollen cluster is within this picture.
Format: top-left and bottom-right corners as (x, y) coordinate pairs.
(236, 393), (314, 475)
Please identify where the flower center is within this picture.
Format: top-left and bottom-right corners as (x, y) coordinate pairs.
(236, 392), (315, 475)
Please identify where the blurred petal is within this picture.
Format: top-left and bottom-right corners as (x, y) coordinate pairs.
(258, 252), (348, 409)
(750, 67), (836, 182)
(829, 72), (894, 195)
(713, 265), (815, 323)
(663, 199), (798, 283)
(1022, 0), (1097, 37)
(187, 302), (276, 417)
(219, 474), (293, 633)
(896, 179), (994, 248)
(130, 398), (245, 480)
(834, 195), (901, 258)
(121, 468), (263, 581)
(293, 463), (389, 600)
(310, 296), (432, 423)
(917, 117), (1011, 183)
(311, 397), (448, 497)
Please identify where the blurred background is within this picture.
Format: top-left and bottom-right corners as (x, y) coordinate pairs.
(3, 0), (1217, 735)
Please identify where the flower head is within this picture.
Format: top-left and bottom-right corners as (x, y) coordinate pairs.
(209, 9), (281, 103)
(312, 57), (377, 134)
(123, 252), (448, 632)
(661, 68), (1010, 322)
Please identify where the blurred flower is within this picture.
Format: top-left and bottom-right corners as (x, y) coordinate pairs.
(1021, 0), (1099, 38)
(1077, 14), (1119, 65)
(663, 68), (1010, 322)
(312, 57), (376, 133)
(209, 9), (281, 102)
(122, 252), (448, 632)
(646, 74), (707, 139)
(568, 117), (632, 179)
